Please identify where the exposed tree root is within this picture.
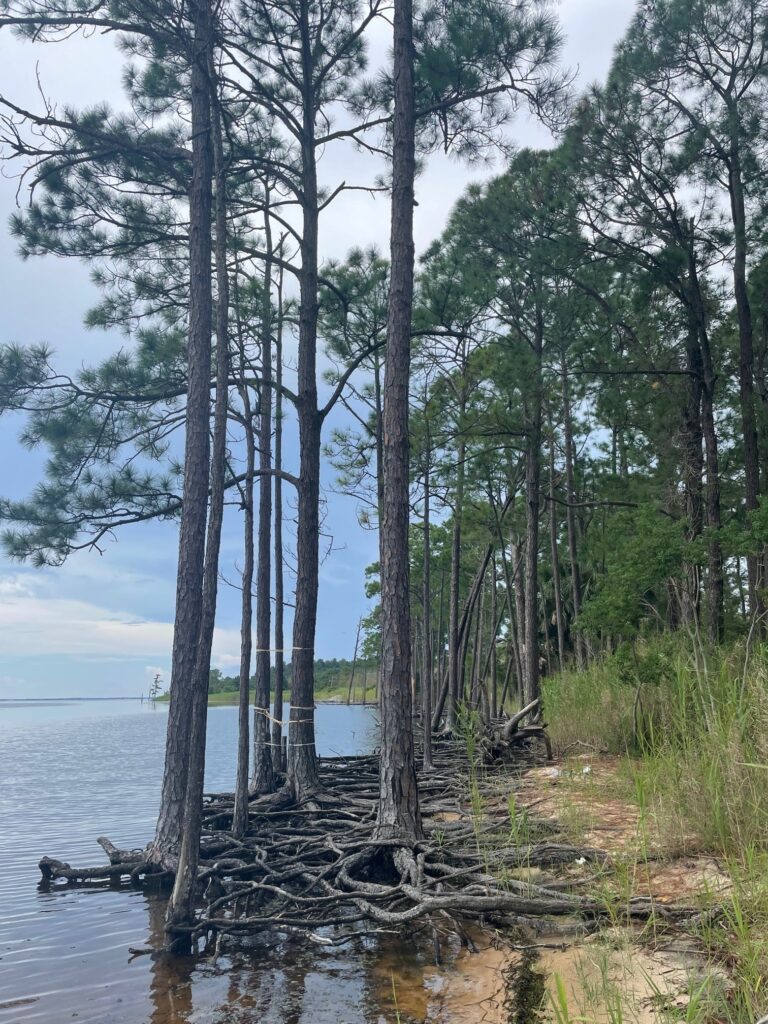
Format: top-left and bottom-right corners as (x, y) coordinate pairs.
(37, 738), (689, 951)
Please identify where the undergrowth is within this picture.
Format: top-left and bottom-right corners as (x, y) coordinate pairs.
(537, 637), (768, 1022)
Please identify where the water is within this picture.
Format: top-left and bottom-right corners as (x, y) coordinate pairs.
(0, 699), (443, 1024)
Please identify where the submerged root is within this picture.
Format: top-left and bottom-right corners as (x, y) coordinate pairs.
(37, 740), (686, 949)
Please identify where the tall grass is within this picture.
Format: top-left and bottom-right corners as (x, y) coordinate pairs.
(544, 638), (768, 858)
(543, 638), (768, 1022)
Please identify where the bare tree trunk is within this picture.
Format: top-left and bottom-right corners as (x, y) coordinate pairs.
(422, 462), (433, 770)
(499, 651), (514, 713)
(272, 262), (286, 771)
(680, 309), (704, 629)
(251, 211), (275, 795)
(447, 423), (465, 730)
(232, 336), (255, 838)
(166, 45), (227, 939)
(729, 135), (761, 614)
(561, 358), (584, 667)
(346, 618), (362, 704)
(490, 555), (498, 719)
(376, 0), (421, 841)
(151, 0), (214, 868)
(432, 543), (494, 731)
(288, 14), (323, 801)
(496, 521), (523, 700)
(512, 539), (526, 699)
(523, 317), (543, 706)
(548, 423), (566, 669)
(436, 563), (446, 708)
(470, 581), (484, 708)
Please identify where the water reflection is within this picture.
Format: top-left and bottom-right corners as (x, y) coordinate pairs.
(0, 701), (393, 1024)
(1, 700), (508, 1024)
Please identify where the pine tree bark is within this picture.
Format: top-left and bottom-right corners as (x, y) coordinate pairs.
(287, 6), (323, 802)
(251, 212), (274, 795)
(490, 555), (498, 719)
(272, 263), (286, 770)
(561, 358), (584, 666)
(523, 317), (543, 706)
(151, 0), (214, 868)
(684, 229), (723, 642)
(548, 424), (566, 668)
(447, 414), (465, 729)
(422, 461), (433, 770)
(166, 44), (228, 938)
(232, 342), (255, 837)
(376, 0), (421, 841)
(681, 314), (704, 628)
(729, 133), (761, 615)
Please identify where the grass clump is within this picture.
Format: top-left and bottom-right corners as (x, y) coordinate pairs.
(540, 636), (768, 1022)
(544, 638), (768, 859)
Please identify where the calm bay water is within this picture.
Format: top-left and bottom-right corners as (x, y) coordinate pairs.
(0, 699), (445, 1024)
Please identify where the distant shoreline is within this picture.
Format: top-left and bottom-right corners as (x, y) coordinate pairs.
(0, 695), (378, 706)
(0, 696), (145, 702)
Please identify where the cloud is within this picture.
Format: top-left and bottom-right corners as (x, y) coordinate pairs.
(213, 653), (242, 670)
(0, 572), (241, 662)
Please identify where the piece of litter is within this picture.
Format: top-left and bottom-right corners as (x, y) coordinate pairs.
(575, 857), (587, 865)
(582, 766), (592, 775)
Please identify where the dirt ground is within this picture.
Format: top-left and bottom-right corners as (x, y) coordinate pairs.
(400, 755), (733, 1024)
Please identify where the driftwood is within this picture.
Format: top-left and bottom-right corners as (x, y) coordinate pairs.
(478, 698), (553, 762)
(37, 738), (680, 952)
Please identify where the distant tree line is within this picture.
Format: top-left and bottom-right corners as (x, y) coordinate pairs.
(206, 661), (379, 697)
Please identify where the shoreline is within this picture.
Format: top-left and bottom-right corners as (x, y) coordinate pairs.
(155, 693), (379, 707)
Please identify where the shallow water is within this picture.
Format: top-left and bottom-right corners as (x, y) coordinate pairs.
(0, 700), (512, 1024)
(1, 699), (432, 1023)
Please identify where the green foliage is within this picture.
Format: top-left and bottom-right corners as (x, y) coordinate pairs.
(577, 507), (689, 638)
(206, 658), (379, 697)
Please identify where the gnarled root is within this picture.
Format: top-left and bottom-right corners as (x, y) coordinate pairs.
(37, 740), (682, 948)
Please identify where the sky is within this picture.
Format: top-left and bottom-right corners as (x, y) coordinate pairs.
(0, 0), (638, 698)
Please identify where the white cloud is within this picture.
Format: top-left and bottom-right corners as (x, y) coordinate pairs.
(213, 653), (242, 670)
(0, 572), (242, 662)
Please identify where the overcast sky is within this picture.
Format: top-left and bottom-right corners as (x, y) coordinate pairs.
(0, 0), (637, 698)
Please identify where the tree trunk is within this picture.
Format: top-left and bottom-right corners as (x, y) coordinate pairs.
(469, 582), (483, 708)
(232, 338), (255, 838)
(512, 538), (526, 699)
(422, 462), (433, 770)
(686, 231), (723, 643)
(376, 0), (421, 841)
(346, 618), (362, 704)
(561, 358), (584, 666)
(288, 12), (323, 802)
(729, 131), (761, 614)
(490, 555), (498, 719)
(251, 211), (274, 796)
(524, 320), (543, 706)
(447, 416), (465, 729)
(166, 47), (227, 939)
(272, 261), (286, 771)
(151, 0), (214, 868)
(548, 423), (566, 668)
(681, 311), (704, 629)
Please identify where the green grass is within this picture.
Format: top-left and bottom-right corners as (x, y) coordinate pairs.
(541, 636), (768, 1022)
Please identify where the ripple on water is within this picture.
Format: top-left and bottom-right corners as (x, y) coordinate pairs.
(4, 701), (489, 1024)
